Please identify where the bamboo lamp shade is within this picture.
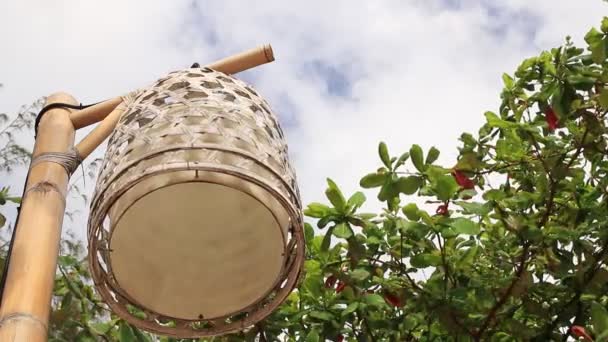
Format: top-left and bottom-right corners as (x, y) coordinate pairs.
(87, 67), (304, 337)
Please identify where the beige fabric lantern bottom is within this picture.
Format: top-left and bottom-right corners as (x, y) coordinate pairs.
(88, 67), (304, 337)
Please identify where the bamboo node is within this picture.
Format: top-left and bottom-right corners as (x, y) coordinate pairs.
(24, 181), (67, 205)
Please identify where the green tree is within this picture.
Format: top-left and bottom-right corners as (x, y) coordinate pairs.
(5, 16), (608, 342)
(257, 17), (608, 342)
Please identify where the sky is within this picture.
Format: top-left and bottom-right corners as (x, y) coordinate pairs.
(0, 0), (606, 240)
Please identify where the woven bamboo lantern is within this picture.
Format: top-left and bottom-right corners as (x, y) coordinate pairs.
(0, 45), (304, 341)
(85, 65), (305, 336)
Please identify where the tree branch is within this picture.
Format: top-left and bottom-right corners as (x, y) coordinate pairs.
(474, 242), (530, 341)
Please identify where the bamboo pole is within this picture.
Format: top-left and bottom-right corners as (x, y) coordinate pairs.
(75, 105), (124, 160)
(70, 97), (122, 129)
(208, 44), (274, 75)
(0, 93), (77, 342)
(67, 44), (275, 130)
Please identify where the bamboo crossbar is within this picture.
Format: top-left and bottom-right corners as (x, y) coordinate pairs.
(69, 44), (275, 130)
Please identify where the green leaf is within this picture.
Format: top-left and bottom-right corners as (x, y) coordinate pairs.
(342, 302), (359, 316)
(305, 329), (320, 342)
(58, 255), (78, 267)
(89, 319), (118, 335)
(458, 245), (478, 267)
(379, 142), (391, 168)
(6, 197), (20, 204)
(395, 152), (410, 168)
(401, 221), (430, 239)
(586, 27), (604, 45)
(410, 253), (442, 268)
(454, 152), (481, 171)
(133, 328), (152, 342)
(455, 201), (491, 216)
(325, 178), (346, 212)
(483, 189), (507, 201)
(364, 293), (387, 307)
(591, 302), (608, 335)
(441, 227), (458, 239)
(304, 202), (332, 218)
(485, 111), (516, 129)
(304, 273), (323, 298)
(321, 226), (335, 252)
(309, 310), (334, 321)
(585, 27), (607, 64)
(410, 144), (425, 172)
(395, 176), (423, 195)
(434, 175), (460, 201)
(348, 238), (367, 264)
(350, 269), (370, 281)
(304, 223), (315, 243)
(502, 73), (514, 88)
(450, 217), (480, 235)
(426, 146), (440, 165)
(600, 88), (608, 110)
(0, 213), (5, 229)
(402, 203), (420, 221)
(119, 322), (136, 342)
(602, 17), (608, 33)
(378, 180), (399, 202)
(360, 172), (386, 188)
(317, 215), (335, 229)
(333, 223), (353, 239)
(568, 75), (596, 91)
(347, 191), (366, 211)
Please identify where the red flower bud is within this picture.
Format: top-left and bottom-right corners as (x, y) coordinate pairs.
(325, 275), (337, 289)
(545, 107), (558, 131)
(571, 325), (593, 341)
(336, 282), (346, 293)
(436, 203), (449, 216)
(384, 292), (403, 307)
(452, 170), (475, 189)
(336, 334), (344, 342)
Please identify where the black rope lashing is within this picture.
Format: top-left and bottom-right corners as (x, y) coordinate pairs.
(34, 101), (102, 138)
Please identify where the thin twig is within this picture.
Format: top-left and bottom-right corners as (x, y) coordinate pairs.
(474, 242), (529, 341)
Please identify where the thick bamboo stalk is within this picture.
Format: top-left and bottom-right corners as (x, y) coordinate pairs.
(70, 97), (122, 129)
(75, 104), (124, 160)
(0, 93), (77, 342)
(207, 44), (274, 75)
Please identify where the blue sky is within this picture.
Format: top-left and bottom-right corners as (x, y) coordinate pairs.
(0, 0), (606, 240)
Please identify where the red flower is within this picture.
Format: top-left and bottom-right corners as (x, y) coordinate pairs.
(325, 275), (337, 289)
(545, 107), (559, 131)
(571, 325), (593, 341)
(336, 335), (344, 342)
(436, 203), (449, 216)
(452, 170), (475, 189)
(336, 282), (346, 293)
(384, 293), (403, 307)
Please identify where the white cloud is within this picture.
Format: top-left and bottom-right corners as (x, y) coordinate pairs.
(0, 0), (606, 239)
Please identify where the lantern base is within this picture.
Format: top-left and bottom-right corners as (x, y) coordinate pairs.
(109, 181), (285, 320)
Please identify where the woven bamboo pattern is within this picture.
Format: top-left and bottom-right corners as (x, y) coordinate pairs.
(87, 67), (304, 337)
